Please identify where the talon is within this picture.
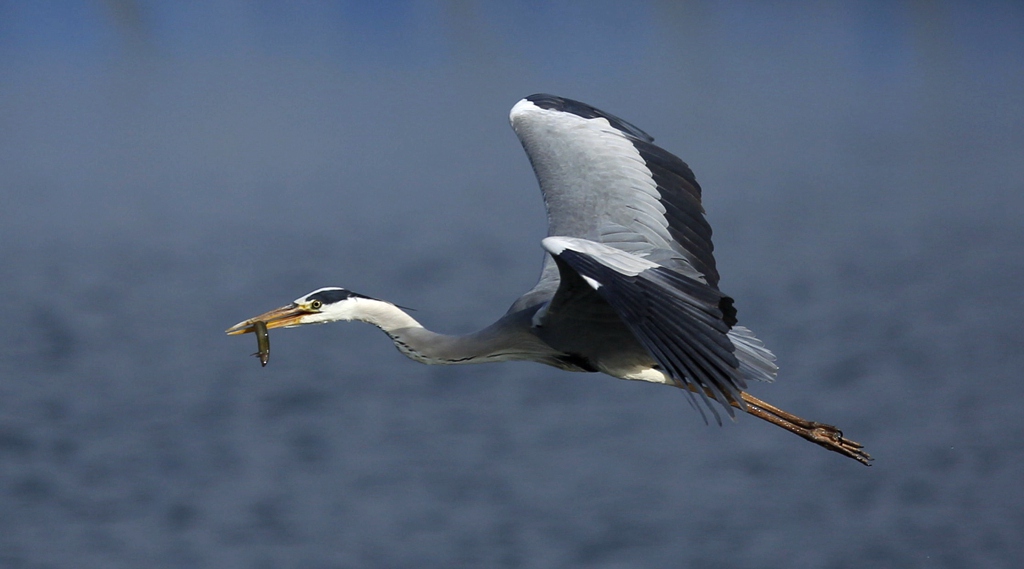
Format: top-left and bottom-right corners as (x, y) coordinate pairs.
(740, 392), (872, 466)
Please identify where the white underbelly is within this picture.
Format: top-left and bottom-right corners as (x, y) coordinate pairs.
(618, 366), (676, 386)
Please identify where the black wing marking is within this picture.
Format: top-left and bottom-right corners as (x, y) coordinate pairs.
(512, 94), (721, 289)
(525, 93), (655, 142)
(548, 241), (746, 423)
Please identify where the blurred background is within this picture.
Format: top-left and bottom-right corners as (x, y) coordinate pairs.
(1, 1), (1022, 567)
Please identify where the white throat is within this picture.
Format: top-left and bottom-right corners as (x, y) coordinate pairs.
(332, 297), (422, 332)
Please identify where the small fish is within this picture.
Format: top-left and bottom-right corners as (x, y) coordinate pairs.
(252, 320), (270, 366)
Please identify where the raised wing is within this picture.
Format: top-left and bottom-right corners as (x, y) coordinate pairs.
(504, 94), (776, 419)
(510, 94), (719, 287)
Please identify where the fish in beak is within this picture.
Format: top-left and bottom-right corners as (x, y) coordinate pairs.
(227, 302), (318, 367)
(225, 303), (313, 336)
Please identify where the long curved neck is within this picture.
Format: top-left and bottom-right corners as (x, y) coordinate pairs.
(344, 298), (559, 365)
(342, 297), (423, 331)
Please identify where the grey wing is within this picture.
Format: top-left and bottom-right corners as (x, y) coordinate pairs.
(504, 94), (776, 418)
(509, 94), (719, 291)
(541, 237), (776, 422)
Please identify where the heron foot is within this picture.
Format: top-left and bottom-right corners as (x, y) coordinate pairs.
(739, 392), (873, 466)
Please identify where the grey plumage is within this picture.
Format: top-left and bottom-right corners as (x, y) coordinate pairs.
(227, 94), (872, 465)
(508, 95), (773, 423)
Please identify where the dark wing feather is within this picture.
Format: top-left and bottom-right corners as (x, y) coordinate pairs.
(511, 94), (721, 291)
(542, 237), (746, 421)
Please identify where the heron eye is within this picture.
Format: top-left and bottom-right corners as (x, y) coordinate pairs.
(310, 300), (323, 310)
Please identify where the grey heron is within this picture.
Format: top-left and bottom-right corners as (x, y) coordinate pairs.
(227, 94), (872, 465)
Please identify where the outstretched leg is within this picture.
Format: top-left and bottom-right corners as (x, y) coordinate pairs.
(736, 391), (873, 465)
(681, 383), (873, 465)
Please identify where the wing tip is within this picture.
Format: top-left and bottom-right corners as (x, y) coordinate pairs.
(541, 235), (572, 255)
(509, 97), (539, 122)
(512, 94), (655, 142)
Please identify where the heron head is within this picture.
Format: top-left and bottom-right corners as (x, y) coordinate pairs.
(225, 287), (377, 335)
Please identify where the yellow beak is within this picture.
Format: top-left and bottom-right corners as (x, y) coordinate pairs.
(225, 303), (312, 335)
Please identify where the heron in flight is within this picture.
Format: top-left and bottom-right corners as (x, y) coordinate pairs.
(227, 94), (871, 465)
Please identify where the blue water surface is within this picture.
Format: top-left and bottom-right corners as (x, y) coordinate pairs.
(1, 2), (1022, 567)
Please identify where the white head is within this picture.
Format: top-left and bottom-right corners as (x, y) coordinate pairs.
(226, 287), (418, 335)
